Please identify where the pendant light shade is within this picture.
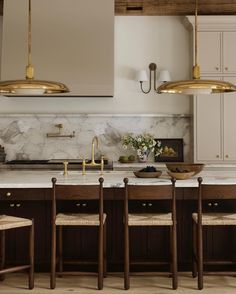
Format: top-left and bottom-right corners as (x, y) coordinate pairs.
(0, 0), (69, 95)
(157, 0), (236, 95)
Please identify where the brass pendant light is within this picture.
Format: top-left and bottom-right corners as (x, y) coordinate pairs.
(0, 0), (69, 95)
(157, 0), (236, 95)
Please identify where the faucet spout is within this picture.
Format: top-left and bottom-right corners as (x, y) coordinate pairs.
(91, 136), (99, 164)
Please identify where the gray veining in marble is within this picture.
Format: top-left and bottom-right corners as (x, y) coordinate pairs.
(0, 114), (192, 162)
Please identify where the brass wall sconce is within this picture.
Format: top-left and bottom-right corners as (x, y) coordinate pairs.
(136, 63), (171, 94)
(46, 124), (75, 138)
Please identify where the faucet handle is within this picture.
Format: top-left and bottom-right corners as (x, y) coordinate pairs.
(82, 158), (86, 176)
(63, 161), (68, 176)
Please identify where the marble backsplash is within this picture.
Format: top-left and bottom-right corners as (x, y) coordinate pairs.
(0, 114), (192, 162)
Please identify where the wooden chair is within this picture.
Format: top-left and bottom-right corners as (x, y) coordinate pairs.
(0, 215), (34, 289)
(123, 178), (177, 290)
(192, 177), (236, 290)
(50, 177), (106, 290)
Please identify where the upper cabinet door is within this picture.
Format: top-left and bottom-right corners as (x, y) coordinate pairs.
(198, 31), (221, 74)
(1, 0), (114, 97)
(223, 32), (236, 74)
(195, 93), (222, 162)
(223, 77), (236, 161)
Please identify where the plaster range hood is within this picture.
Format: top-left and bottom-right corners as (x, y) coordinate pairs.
(1, 0), (114, 97)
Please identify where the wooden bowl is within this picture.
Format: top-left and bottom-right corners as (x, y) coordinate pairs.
(133, 171), (162, 178)
(166, 163), (204, 176)
(167, 171), (195, 180)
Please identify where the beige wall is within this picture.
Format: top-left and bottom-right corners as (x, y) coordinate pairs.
(0, 16), (191, 114)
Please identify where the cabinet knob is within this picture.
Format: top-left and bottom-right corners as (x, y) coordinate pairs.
(225, 155), (229, 158)
(82, 203), (87, 207)
(10, 203), (15, 208)
(142, 203), (146, 207)
(225, 67), (228, 71)
(215, 67), (219, 71)
(6, 192), (11, 197)
(76, 203), (81, 207)
(216, 155), (220, 158)
(214, 202), (218, 207)
(208, 202), (212, 207)
(148, 203), (153, 207)
(16, 203), (21, 207)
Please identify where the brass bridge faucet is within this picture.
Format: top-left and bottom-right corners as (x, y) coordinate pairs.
(82, 136), (104, 175)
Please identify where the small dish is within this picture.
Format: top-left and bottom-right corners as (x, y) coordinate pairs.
(133, 171), (162, 178)
(167, 171), (195, 180)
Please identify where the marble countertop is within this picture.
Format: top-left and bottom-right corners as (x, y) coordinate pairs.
(1, 170), (236, 188)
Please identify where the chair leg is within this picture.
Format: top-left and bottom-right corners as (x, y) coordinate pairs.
(58, 226), (63, 277)
(172, 225), (178, 290)
(0, 231), (5, 282)
(28, 221), (34, 289)
(50, 223), (56, 289)
(98, 225), (104, 290)
(103, 222), (107, 278)
(192, 221), (197, 278)
(197, 223), (203, 290)
(124, 224), (130, 290)
(169, 226), (173, 276)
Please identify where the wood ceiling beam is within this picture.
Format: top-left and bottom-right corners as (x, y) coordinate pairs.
(115, 1), (236, 15)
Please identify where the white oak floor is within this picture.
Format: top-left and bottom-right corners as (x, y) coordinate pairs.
(0, 273), (236, 293)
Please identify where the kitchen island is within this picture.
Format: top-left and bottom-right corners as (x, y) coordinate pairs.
(0, 170), (236, 272)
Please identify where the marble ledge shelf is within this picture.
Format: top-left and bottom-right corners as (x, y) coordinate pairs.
(0, 113), (192, 118)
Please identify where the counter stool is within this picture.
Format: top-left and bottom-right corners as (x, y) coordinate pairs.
(0, 215), (34, 289)
(192, 177), (236, 290)
(123, 178), (177, 290)
(50, 177), (106, 290)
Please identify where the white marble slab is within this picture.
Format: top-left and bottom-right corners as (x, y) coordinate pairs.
(0, 170), (236, 189)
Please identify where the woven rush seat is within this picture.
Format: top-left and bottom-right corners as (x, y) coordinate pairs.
(0, 215), (32, 230)
(192, 212), (236, 226)
(128, 213), (173, 226)
(55, 213), (107, 226)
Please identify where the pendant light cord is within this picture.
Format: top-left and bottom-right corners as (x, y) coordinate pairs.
(193, 0), (200, 79)
(26, 0), (34, 79)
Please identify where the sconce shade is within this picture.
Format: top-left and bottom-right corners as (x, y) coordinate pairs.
(135, 70), (149, 82)
(158, 70), (171, 83)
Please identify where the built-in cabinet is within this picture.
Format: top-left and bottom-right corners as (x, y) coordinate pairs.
(186, 16), (236, 163)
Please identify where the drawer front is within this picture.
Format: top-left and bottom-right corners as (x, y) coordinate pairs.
(0, 189), (46, 201)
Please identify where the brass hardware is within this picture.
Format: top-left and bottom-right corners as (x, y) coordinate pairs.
(225, 155), (229, 158)
(46, 124), (75, 138)
(81, 136), (104, 175)
(215, 67), (219, 71)
(0, 0), (69, 95)
(208, 202), (212, 206)
(216, 155), (220, 158)
(157, 0), (236, 94)
(16, 203), (21, 208)
(6, 192), (11, 197)
(225, 67), (228, 71)
(10, 203), (15, 208)
(63, 161), (69, 176)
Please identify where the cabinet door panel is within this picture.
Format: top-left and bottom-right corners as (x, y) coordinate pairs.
(195, 93), (222, 161)
(223, 77), (236, 161)
(223, 32), (236, 73)
(198, 32), (221, 74)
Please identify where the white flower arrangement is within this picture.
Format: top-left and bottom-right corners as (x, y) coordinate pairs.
(122, 133), (162, 156)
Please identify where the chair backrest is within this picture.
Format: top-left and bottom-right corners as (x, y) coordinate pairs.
(197, 177), (236, 225)
(51, 177), (104, 225)
(123, 177), (176, 223)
